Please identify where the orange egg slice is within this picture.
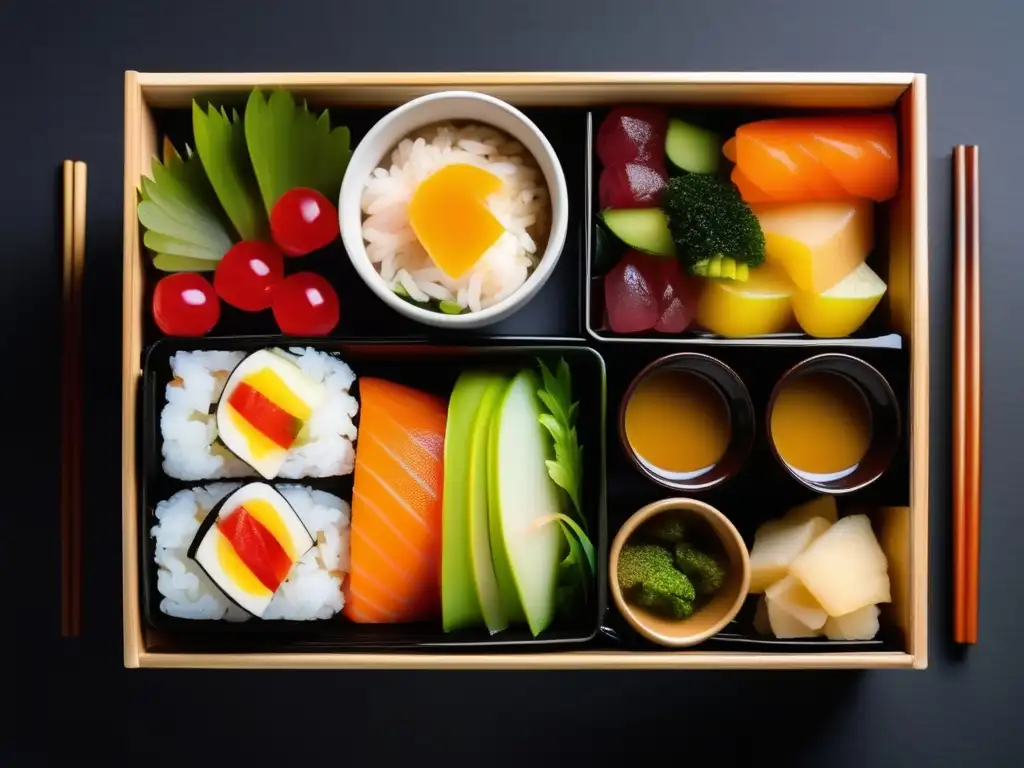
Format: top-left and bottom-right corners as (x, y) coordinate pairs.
(408, 164), (505, 279)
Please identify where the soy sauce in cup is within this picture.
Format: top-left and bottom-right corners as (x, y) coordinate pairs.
(768, 353), (900, 494)
(620, 353), (755, 492)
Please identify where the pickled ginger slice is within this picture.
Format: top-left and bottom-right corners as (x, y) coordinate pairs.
(216, 349), (326, 479)
(188, 481), (315, 617)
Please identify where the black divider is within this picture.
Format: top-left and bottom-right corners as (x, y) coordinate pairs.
(146, 106), (588, 345)
(597, 343), (909, 652)
(140, 337), (607, 653)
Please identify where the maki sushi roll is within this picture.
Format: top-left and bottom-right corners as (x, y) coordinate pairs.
(188, 482), (315, 618)
(150, 482), (350, 621)
(160, 347), (359, 481)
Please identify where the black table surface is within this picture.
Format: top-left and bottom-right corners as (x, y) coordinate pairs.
(10, 0), (1024, 763)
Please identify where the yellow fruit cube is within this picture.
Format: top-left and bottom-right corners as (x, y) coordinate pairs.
(695, 262), (794, 338)
(753, 200), (874, 294)
(791, 261), (888, 338)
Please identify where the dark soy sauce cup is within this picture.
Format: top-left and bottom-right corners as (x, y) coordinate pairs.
(767, 353), (901, 495)
(618, 353), (755, 492)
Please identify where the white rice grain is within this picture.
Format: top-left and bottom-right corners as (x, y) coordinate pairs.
(360, 121), (550, 313)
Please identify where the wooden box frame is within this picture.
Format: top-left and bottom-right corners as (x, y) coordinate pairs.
(122, 71), (929, 670)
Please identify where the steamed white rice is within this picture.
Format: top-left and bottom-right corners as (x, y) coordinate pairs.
(360, 121), (550, 313)
(151, 483), (350, 621)
(161, 347), (359, 481)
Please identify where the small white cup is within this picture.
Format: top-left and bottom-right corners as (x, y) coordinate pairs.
(338, 90), (569, 329)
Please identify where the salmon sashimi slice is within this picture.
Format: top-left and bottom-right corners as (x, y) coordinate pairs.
(344, 377), (447, 623)
(731, 115), (898, 203)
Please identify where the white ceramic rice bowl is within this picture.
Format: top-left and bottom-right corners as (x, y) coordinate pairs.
(339, 90), (569, 329)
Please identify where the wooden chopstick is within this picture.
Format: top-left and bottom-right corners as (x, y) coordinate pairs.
(60, 160), (86, 638)
(953, 145), (981, 645)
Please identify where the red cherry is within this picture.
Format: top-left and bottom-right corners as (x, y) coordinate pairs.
(271, 272), (340, 335)
(153, 273), (220, 336)
(270, 188), (340, 256)
(214, 241), (285, 311)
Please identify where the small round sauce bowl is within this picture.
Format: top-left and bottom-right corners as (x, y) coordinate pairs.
(767, 353), (901, 495)
(618, 353), (755, 492)
(609, 498), (751, 648)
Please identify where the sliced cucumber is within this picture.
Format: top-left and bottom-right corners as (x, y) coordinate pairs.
(600, 208), (675, 257)
(666, 119), (722, 175)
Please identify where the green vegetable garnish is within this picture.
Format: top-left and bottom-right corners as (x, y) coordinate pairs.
(674, 542), (725, 596)
(617, 543), (696, 619)
(244, 89), (352, 214)
(137, 138), (234, 271)
(635, 585), (694, 619)
(438, 300), (464, 315)
(534, 358), (595, 616)
(642, 512), (686, 545)
(662, 174), (765, 281)
(193, 101), (268, 242)
(536, 358), (583, 521)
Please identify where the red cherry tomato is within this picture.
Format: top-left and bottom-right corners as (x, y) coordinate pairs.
(271, 272), (340, 335)
(214, 241), (285, 311)
(270, 188), (340, 256)
(153, 273), (220, 336)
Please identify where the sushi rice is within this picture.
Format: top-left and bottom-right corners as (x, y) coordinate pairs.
(151, 483), (350, 621)
(360, 122), (550, 313)
(161, 347), (359, 481)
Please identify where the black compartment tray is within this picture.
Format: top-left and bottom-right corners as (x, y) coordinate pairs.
(596, 342), (909, 653)
(140, 336), (607, 653)
(145, 106), (588, 343)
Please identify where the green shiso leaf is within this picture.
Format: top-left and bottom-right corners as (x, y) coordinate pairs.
(536, 358), (584, 525)
(136, 139), (234, 268)
(152, 253), (218, 272)
(143, 231), (222, 261)
(193, 101), (268, 242)
(244, 89), (352, 214)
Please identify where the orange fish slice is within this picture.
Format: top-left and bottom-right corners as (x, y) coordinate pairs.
(731, 115), (898, 203)
(344, 378), (448, 624)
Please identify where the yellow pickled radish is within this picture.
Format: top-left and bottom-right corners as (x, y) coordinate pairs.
(407, 164), (505, 279)
(791, 261), (887, 338)
(752, 200), (874, 294)
(695, 263), (794, 337)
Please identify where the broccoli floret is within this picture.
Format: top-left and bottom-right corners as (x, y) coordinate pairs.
(641, 513), (687, 545)
(662, 174), (765, 277)
(617, 544), (696, 619)
(674, 543), (726, 596)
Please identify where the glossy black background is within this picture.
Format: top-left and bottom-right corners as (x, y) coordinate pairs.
(9, 0), (1024, 763)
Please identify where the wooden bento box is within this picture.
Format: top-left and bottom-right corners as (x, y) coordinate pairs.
(122, 71), (928, 669)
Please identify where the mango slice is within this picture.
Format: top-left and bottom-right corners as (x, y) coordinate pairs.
(752, 200), (874, 294)
(408, 164), (505, 279)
